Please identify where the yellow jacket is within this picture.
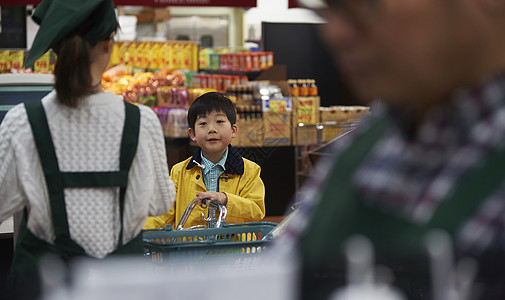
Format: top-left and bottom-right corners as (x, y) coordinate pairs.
(144, 146), (266, 229)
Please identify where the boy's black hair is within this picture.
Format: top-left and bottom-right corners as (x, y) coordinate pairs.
(187, 92), (237, 129)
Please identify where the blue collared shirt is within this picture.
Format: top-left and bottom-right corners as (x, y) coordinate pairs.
(201, 148), (228, 191)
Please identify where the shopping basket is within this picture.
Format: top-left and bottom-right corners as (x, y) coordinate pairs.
(143, 198), (278, 269)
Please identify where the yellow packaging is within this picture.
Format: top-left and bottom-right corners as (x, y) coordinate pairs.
(149, 42), (160, 70)
(141, 43), (150, 69)
(110, 42), (121, 66)
(159, 42), (169, 69)
(118, 42), (127, 65)
(0, 51), (11, 73)
(180, 43), (190, 70)
(199, 48), (211, 70)
(292, 96), (320, 125)
(191, 43), (198, 71)
(127, 42), (137, 67)
(10, 50), (24, 71)
(269, 99), (288, 113)
(34, 51), (51, 73)
(169, 43), (179, 70)
(134, 43), (142, 69)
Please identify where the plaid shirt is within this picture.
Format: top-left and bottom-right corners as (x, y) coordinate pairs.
(201, 148), (228, 192)
(273, 72), (505, 258)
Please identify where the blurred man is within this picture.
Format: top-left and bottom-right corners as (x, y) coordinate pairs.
(274, 0), (505, 299)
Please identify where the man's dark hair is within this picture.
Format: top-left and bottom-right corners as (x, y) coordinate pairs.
(187, 92), (237, 129)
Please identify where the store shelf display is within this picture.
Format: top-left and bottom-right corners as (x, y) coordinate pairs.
(294, 106), (371, 192)
(198, 47), (274, 82)
(0, 49), (55, 74)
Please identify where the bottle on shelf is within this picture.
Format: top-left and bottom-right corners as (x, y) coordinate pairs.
(289, 79), (300, 97)
(299, 79), (309, 97)
(309, 79), (318, 96)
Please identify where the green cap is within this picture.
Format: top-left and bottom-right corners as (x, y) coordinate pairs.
(25, 0), (117, 68)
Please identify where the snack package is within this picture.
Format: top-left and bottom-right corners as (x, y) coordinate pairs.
(110, 42), (121, 66)
(149, 42), (160, 70)
(0, 51), (11, 73)
(34, 51), (51, 73)
(127, 42), (137, 68)
(10, 50), (24, 72)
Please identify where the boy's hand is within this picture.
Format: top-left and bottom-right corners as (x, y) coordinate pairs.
(196, 191), (228, 206)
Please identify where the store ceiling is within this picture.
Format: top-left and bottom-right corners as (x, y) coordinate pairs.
(1, 0), (257, 7)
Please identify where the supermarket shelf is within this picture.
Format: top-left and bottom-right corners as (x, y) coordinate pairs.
(294, 121), (363, 192)
(0, 73), (54, 86)
(200, 69), (264, 81)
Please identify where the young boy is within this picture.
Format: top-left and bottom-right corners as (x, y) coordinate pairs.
(144, 92), (266, 229)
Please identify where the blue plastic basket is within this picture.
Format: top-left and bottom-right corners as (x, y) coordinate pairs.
(143, 222), (278, 268)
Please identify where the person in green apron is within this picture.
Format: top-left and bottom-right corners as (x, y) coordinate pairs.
(0, 0), (176, 299)
(271, 0), (505, 299)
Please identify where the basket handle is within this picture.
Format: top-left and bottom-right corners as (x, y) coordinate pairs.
(201, 199), (228, 228)
(176, 198), (228, 230)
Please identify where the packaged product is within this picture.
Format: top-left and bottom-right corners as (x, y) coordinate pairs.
(149, 42), (160, 70)
(34, 52), (51, 73)
(9, 50), (24, 72)
(127, 42), (137, 67)
(181, 43), (191, 70)
(118, 42), (127, 65)
(0, 51), (10, 73)
(160, 42), (169, 69)
(110, 42), (121, 66)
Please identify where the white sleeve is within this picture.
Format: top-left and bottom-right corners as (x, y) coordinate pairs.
(141, 105), (176, 215)
(0, 105), (28, 223)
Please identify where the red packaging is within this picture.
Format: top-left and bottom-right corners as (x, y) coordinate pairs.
(220, 53), (230, 70)
(238, 53), (246, 72)
(231, 54), (240, 71)
(251, 52), (261, 71)
(244, 52), (253, 72)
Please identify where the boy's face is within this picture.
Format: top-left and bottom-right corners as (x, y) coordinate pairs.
(188, 110), (237, 160)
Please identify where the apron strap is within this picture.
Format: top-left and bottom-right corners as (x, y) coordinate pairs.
(429, 137), (505, 231)
(25, 100), (68, 239)
(303, 115), (505, 260)
(61, 171), (129, 188)
(117, 102), (140, 248)
(24, 100), (140, 248)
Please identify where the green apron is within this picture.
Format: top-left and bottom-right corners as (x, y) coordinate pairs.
(7, 100), (142, 300)
(300, 117), (505, 299)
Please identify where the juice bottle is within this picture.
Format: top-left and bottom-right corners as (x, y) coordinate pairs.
(289, 79), (300, 97)
(309, 79), (318, 96)
(299, 79), (309, 97)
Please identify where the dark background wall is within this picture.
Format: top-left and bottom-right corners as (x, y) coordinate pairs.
(262, 22), (358, 107)
(0, 6), (27, 49)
